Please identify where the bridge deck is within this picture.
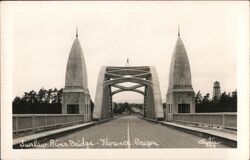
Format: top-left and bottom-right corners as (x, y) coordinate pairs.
(31, 116), (229, 148)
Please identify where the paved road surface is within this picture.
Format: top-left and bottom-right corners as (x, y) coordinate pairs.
(37, 116), (229, 148)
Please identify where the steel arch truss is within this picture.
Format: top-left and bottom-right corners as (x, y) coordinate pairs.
(93, 66), (164, 121)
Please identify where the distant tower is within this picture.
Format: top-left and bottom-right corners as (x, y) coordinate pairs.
(125, 58), (130, 67)
(213, 81), (221, 100)
(62, 29), (91, 122)
(166, 27), (195, 121)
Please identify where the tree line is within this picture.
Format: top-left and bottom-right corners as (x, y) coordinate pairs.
(13, 87), (237, 114)
(13, 88), (63, 114)
(195, 90), (237, 112)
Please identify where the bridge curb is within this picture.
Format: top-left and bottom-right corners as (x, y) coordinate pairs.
(140, 117), (237, 148)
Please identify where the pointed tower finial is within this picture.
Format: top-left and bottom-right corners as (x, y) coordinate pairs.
(178, 25), (180, 37)
(76, 26), (78, 37)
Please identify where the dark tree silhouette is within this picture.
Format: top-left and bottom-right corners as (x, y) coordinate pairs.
(13, 87), (64, 114)
(13, 87), (94, 114)
(195, 91), (202, 104)
(195, 90), (237, 113)
(13, 88), (237, 114)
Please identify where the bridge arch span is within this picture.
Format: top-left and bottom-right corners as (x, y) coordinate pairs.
(93, 66), (164, 121)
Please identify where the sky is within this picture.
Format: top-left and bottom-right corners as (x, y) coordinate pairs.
(4, 1), (247, 103)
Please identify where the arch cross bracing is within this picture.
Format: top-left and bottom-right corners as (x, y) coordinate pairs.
(93, 66), (164, 121)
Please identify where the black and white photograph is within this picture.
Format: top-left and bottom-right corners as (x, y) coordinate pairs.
(1, 1), (249, 159)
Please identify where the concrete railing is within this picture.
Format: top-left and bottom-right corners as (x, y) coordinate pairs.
(172, 112), (237, 130)
(13, 114), (85, 133)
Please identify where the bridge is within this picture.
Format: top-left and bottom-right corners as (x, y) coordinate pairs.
(13, 113), (237, 149)
(93, 66), (164, 121)
(12, 29), (237, 149)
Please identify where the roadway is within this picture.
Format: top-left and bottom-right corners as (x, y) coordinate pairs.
(36, 116), (229, 148)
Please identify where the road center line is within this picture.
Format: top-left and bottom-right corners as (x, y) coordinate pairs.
(127, 120), (131, 149)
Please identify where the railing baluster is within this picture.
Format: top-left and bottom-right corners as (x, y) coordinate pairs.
(54, 115), (56, 126)
(13, 114), (85, 134)
(45, 115), (48, 127)
(32, 114), (35, 132)
(209, 114), (212, 127)
(222, 113), (225, 129)
(16, 116), (19, 134)
(171, 112), (236, 130)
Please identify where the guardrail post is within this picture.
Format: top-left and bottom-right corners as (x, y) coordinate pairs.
(16, 116), (19, 134)
(32, 114), (35, 132)
(83, 114), (85, 123)
(45, 115), (48, 127)
(62, 115), (65, 125)
(222, 113), (225, 129)
(54, 115), (56, 127)
(209, 114), (212, 128)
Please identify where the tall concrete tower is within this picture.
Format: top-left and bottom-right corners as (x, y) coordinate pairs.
(166, 28), (195, 121)
(62, 29), (91, 122)
(213, 81), (221, 100)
